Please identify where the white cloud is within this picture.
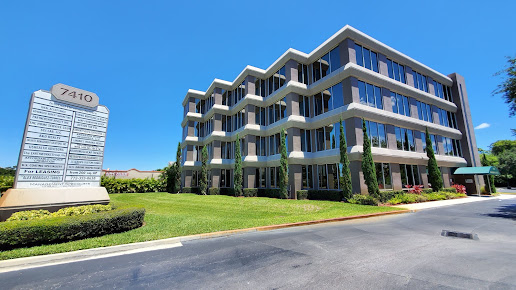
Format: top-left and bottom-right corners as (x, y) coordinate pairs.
(474, 123), (490, 130)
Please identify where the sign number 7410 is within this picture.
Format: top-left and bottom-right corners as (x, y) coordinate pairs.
(60, 88), (93, 102)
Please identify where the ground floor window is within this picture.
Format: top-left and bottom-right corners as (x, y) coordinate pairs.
(192, 170), (199, 187)
(302, 165), (313, 189)
(317, 163), (340, 190)
(375, 163), (392, 189)
(400, 164), (421, 187)
(220, 169), (231, 188)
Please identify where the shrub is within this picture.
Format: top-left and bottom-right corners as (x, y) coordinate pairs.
(0, 175), (14, 194)
(296, 190), (309, 200)
(182, 187), (199, 194)
(7, 204), (113, 221)
(423, 192), (447, 201)
(388, 193), (427, 205)
(0, 207), (145, 250)
(243, 188), (258, 197)
(442, 191), (466, 199)
(208, 187), (220, 195)
(101, 176), (165, 194)
(441, 187), (457, 193)
(378, 190), (404, 203)
(348, 194), (379, 206)
(219, 188), (236, 196)
(257, 188), (281, 199)
(406, 185), (424, 195)
(451, 184), (467, 194)
(421, 188), (433, 194)
(307, 190), (342, 201)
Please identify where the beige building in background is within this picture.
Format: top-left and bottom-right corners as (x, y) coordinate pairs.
(180, 25), (483, 197)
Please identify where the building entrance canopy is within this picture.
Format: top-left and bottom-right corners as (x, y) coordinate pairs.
(453, 166), (500, 176)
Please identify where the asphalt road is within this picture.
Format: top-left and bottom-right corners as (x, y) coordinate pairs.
(3, 198), (516, 289)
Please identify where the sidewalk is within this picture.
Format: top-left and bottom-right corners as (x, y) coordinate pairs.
(392, 194), (516, 211)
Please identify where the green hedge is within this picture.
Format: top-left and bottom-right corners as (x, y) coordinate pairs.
(101, 176), (164, 194)
(243, 188), (258, 197)
(296, 190), (308, 200)
(208, 187), (220, 195)
(219, 188), (236, 196)
(348, 194), (379, 206)
(441, 187), (458, 193)
(0, 207), (145, 250)
(7, 204), (113, 221)
(257, 188), (281, 198)
(182, 187), (199, 194)
(307, 190), (343, 201)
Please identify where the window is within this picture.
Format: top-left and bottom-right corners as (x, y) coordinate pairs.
(395, 127), (416, 152)
(365, 120), (387, 148)
(256, 136), (266, 156)
(412, 71), (428, 92)
(255, 168), (266, 188)
(192, 171), (199, 187)
(300, 129), (312, 152)
(387, 59), (406, 83)
(358, 80), (383, 109)
(421, 132), (438, 154)
(318, 165), (327, 189)
(313, 123), (345, 152)
(220, 169), (231, 188)
(416, 101), (433, 123)
(298, 63), (309, 85)
(311, 47), (341, 83)
(269, 167), (276, 188)
(437, 108), (450, 127)
(442, 137), (462, 157)
(299, 96), (311, 117)
(317, 164), (341, 190)
(253, 66), (286, 98)
(302, 165), (313, 189)
(375, 163), (392, 189)
(313, 82), (344, 116)
(399, 164), (421, 187)
(390, 92), (411, 117)
(355, 44), (379, 73)
(254, 106), (266, 126)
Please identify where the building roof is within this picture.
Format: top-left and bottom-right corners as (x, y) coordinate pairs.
(453, 166), (500, 175)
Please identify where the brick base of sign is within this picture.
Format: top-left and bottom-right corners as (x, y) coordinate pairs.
(0, 187), (110, 221)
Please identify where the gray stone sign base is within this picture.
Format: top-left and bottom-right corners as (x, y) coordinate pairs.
(0, 187), (110, 221)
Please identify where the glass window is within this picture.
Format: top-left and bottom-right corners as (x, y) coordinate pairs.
(358, 81), (367, 105)
(302, 165), (313, 189)
(314, 93), (323, 116)
(371, 52), (378, 73)
(399, 65), (406, 83)
(375, 86), (383, 110)
(383, 163), (392, 189)
(393, 62), (400, 81)
(318, 165), (327, 189)
(332, 83), (344, 109)
(330, 47), (340, 73)
(387, 60), (393, 78)
(378, 123), (387, 148)
(395, 127), (402, 150)
(321, 52), (330, 78)
(391, 92), (398, 114)
(403, 96), (411, 117)
(366, 83), (375, 108)
(328, 164), (339, 190)
(316, 128), (325, 151)
(355, 44), (363, 66)
(370, 121), (379, 147)
(363, 48), (371, 70)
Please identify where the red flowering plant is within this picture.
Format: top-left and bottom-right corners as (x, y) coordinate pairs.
(405, 185), (424, 195)
(452, 184), (467, 194)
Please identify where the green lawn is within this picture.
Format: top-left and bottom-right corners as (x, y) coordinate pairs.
(0, 193), (401, 260)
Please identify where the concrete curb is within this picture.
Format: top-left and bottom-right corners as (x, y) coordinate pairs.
(0, 209), (411, 273)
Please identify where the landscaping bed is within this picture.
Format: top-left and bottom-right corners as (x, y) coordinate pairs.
(0, 192), (399, 260)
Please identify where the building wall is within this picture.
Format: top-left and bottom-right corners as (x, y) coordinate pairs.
(102, 169), (163, 179)
(180, 25), (479, 196)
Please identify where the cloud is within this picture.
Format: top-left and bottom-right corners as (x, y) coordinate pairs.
(474, 123), (490, 130)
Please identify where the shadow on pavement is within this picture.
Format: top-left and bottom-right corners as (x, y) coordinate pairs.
(484, 204), (516, 220)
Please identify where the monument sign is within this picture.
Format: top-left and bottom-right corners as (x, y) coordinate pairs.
(0, 84), (110, 220)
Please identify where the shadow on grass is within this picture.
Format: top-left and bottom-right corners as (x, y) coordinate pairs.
(484, 204), (516, 220)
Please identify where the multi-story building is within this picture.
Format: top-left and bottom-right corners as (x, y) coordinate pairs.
(180, 25), (483, 197)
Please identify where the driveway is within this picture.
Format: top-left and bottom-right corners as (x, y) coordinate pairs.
(2, 197), (516, 289)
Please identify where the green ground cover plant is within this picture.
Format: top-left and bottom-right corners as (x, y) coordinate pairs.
(7, 204), (113, 221)
(0, 193), (399, 260)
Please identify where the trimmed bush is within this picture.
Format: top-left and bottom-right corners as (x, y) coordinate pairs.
(182, 187), (199, 194)
(388, 194), (427, 205)
(208, 187), (220, 195)
(7, 204), (113, 221)
(243, 188), (258, 197)
(307, 190), (342, 201)
(378, 190), (404, 203)
(219, 188), (236, 196)
(101, 176), (164, 194)
(296, 190), (309, 200)
(443, 187), (458, 193)
(348, 194), (379, 206)
(0, 207), (145, 250)
(257, 188), (281, 199)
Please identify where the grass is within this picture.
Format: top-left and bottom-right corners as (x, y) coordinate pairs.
(0, 193), (400, 260)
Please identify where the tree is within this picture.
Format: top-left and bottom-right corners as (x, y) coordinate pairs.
(361, 119), (380, 199)
(493, 56), (516, 117)
(425, 128), (443, 192)
(279, 129), (289, 199)
(490, 140), (516, 156)
(174, 143), (182, 193)
(339, 119), (352, 199)
(481, 153), (496, 193)
(498, 148), (516, 187)
(162, 164), (175, 193)
(200, 146), (208, 195)
(234, 134), (243, 197)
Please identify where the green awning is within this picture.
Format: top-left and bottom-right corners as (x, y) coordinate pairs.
(453, 166), (500, 175)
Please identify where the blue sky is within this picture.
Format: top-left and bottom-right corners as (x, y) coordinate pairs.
(0, 0), (514, 170)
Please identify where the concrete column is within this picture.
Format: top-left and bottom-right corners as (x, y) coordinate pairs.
(339, 38), (356, 65)
(245, 76), (256, 96)
(211, 169), (220, 189)
(187, 121), (195, 137)
(405, 66), (415, 88)
(343, 77), (359, 105)
(186, 145), (194, 161)
(390, 163), (402, 190)
(350, 161), (366, 194)
(346, 117), (363, 147)
(289, 164), (302, 199)
(436, 135), (445, 156)
(286, 92), (299, 117)
(212, 140), (221, 159)
(386, 124), (397, 150)
(214, 114), (222, 132)
(418, 165), (429, 188)
(427, 76), (436, 96)
(244, 167), (256, 188)
(378, 53), (389, 77)
(213, 88), (223, 105)
(246, 104), (255, 125)
(184, 170), (193, 188)
(382, 88), (392, 112)
(442, 167), (451, 188)
(432, 105), (440, 125)
(285, 59), (298, 83)
(410, 98), (419, 120)
(188, 97), (196, 113)
(246, 134), (256, 156)
(414, 130), (424, 153)
(287, 127), (301, 152)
